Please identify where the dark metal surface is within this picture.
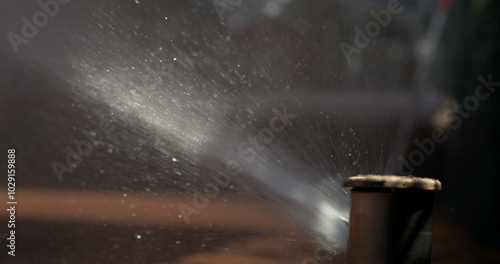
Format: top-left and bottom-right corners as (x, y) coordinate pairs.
(345, 176), (437, 264)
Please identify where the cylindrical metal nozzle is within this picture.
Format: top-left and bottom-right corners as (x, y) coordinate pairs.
(344, 175), (442, 264)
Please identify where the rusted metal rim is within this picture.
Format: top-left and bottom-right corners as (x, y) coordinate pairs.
(344, 175), (442, 191)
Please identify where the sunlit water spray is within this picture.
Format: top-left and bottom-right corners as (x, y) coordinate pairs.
(66, 48), (351, 250)
(49, 0), (445, 254)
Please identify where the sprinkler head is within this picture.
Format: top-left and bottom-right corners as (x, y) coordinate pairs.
(344, 175), (441, 264)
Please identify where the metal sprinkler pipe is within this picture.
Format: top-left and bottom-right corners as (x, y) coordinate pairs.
(344, 175), (442, 264)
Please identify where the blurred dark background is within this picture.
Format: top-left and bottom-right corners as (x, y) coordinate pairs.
(0, 0), (499, 263)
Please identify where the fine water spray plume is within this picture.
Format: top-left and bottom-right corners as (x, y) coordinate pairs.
(208, 141), (351, 251)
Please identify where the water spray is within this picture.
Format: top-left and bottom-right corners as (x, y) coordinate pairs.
(344, 175), (441, 264)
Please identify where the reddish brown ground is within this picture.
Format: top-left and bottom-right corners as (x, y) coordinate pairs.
(1, 188), (498, 264)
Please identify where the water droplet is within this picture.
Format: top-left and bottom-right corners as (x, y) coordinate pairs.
(176, 241), (181, 244)
(173, 57), (177, 61)
(164, 16), (168, 20)
(172, 157), (177, 162)
(135, 234), (142, 239)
